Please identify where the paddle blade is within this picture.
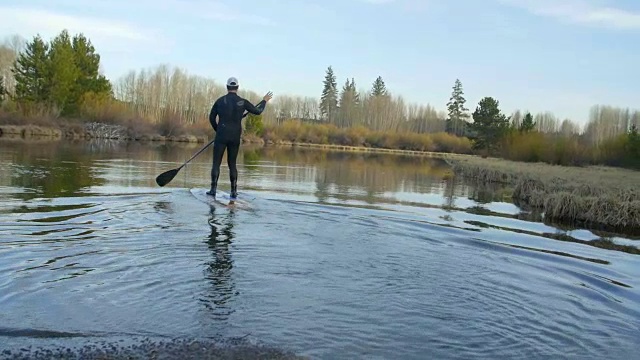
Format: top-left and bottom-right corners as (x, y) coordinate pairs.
(155, 168), (180, 187)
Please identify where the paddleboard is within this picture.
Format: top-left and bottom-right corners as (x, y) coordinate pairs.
(189, 188), (252, 210)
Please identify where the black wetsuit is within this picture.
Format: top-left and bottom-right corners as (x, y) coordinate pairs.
(208, 92), (266, 197)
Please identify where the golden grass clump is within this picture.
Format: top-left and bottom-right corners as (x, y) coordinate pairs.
(261, 120), (472, 155)
(446, 156), (640, 233)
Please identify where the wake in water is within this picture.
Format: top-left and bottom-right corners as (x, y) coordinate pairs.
(1, 140), (639, 359)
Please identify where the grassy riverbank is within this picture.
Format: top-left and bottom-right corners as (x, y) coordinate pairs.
(0, 122), (209, 143)
(2, 129), (638, 235)
(0, 117), (474, 153)
(445, 156), (640, 234)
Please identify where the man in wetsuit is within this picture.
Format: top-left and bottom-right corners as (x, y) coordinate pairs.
(207, 77), (273, 199)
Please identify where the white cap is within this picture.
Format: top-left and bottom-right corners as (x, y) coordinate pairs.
(226, 77), (239, 87)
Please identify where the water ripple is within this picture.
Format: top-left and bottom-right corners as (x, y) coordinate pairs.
(1, 142), (639, 359)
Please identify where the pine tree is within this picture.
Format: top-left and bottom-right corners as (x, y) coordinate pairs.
(72, 33), (112, 95)
(12, 30), (113, 117)
(470, 96), (510, 153)
(338, 78), (350, 108)
(445, 79), (470, 136)
(12, 34), (50, 105)
(0, 75), (5, 102)
(367, 76), (391, 130)
(320, 65), (338, 122)
(371, 76), (387, 97)
(519, 112), (536, 132)
(350, 78), (360, 105)
(68, 33), (112, 115)
(338, 77), (360, 127)
(625, 123), (640, 167)
(47, 30), (80, 115)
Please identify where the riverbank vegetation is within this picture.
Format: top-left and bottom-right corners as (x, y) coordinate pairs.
(0, 30), (639, 169)
(445, 156), (640, 234)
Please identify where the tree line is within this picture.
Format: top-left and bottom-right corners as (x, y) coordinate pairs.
(0, 30), (638, 168)
(1, 31), (111, 118)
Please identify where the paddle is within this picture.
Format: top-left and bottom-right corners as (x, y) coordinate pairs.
(155, 138), (215, 187)
(155, 98), (268, 187)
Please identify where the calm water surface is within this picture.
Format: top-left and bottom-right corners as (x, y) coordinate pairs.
(0, 139), (639, 359)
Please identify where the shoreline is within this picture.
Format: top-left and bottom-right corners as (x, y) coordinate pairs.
(0, 124), (208, 143)
(259, 139), (473, 159)
(445, 156), (640, 235)
(2, 123), (637, 170)
(0, 123), (472, 158)
(2, 128), (639, 236)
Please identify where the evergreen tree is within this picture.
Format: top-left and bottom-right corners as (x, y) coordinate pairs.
(11, 29), (113, 117)
(72, 33), (111, 94)
(626, 124), (640, 163)
(69, 33), (112, 114)
(47, 30), (80, 115)
(519, 112), (536, 132)
(470, 96), (510, 153)
(339, 77), (359, 127)
(350, 78), (360, 105)
(509, 110), (523, 130)
(320, 65), (338, 122)
(369, 76), (390, 130)
(338, 78), (351, 109)
(371, 76), (387, 97)
(12, 34), (50, 105)
(445, 79), (470, 136)
(0, 75), (5, 102)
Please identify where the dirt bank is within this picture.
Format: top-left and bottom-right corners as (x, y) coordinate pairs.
(0, 124), (207, 143)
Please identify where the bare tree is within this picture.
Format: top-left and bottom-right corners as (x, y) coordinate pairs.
(0, 35), (27, 96)
(584, 105), (640, 145)
(534, 112), (560, 133)
(112, 64), (639, 145)
(559, 118), (581, 136)
(510, 110), (523, 129)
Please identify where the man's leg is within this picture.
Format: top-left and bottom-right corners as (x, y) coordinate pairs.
(208, 141), (227, 197)
(226, 141), (241, 199)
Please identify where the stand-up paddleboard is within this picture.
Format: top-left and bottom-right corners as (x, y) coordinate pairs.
(189, 188), (252, 210)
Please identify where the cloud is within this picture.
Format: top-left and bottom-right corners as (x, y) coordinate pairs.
(0, 5), (156, 43)
(358, 0), (396, 3)
(83, 0), (276, 26)
(355, 0), (435, 13)
(500, 0), (640, 30)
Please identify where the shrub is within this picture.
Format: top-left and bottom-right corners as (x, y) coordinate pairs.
(245, 113), (264, 136)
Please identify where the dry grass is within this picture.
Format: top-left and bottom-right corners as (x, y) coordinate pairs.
(445, 155), (640, 233)
(0, 107), (209, 143)
(500, 130), (639, 169)
(261, 120), (473, 155)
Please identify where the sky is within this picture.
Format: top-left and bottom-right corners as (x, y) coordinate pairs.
(0, 0), (638, 124)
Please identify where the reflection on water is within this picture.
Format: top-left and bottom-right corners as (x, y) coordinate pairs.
(1, 138), (639, 359)
(1, 142), (104, 200)
(202, 205), (237, 321)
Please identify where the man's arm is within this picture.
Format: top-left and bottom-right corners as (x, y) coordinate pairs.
(243, 91), (273, 115)
(209, 100), (219, 131)
(244, 99), (266, 115)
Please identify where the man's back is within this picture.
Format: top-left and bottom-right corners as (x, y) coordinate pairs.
(209, 92), (265, 141)
(206, 76), (272, 199)
(212, 92), (246, 133)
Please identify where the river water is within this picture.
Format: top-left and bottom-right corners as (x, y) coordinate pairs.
(0, 139), (638, 359)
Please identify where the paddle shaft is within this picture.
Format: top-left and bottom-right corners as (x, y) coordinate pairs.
(177, 138), (215, 171)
